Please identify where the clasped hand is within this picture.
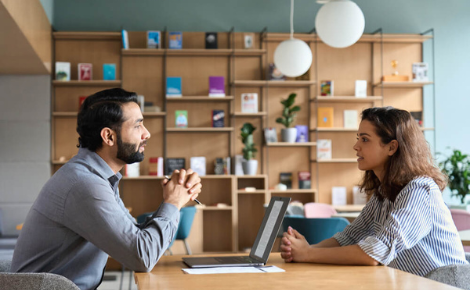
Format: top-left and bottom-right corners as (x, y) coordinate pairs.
(280, 226), (311, 263)
(162, 169), (202, 210)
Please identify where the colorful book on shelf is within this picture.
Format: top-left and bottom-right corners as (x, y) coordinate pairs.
(317, 107), (334, 127)
(165, 158), (185, 175)
(298, 171), (311, 189)
(103, 64), (116, 80)
(279, 172), (293, 189)
(264, 127), (278, 143)
(343, 110), (358, 129)
(149, 157), (164, 176)
(147, 30), (161, 48)
(124, 163), (140, 177)
(166, 77), (182, 97)
(190, 156), (206, 176)
(244, 33), (254, 49)
(212, 110), (225, 127)
(121, 29), (129, 49)
(295, 125), (308, 142)
(320, 80), (334, 96)
(169, 31), (183, 49)
(410, 111), (423, 127)
(55, 62), (70, 81)
(317, 139), (332, 160)
(78, 63), (92, 81)
(412, 62), (429, 82)
(269, 63), (286, 81)
(175, 110), (188, 128)
(241, 93), (258, 113)
(205, 32), (218, 49)
(355, 80), (367, 97)
(208, 76), (225, 97)
(79, 96), (87, 109)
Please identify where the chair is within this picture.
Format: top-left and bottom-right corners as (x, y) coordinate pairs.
(282, 216), (350, 244)
(450, 209), (470, 251)
(424, 253), (470, 289)
(303, 202), (338, 218)
(0, 260), (80, 290)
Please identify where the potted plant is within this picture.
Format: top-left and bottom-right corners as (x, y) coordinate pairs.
(439, 149), (470, 204)
(276, 93), (300, 143)
(240, 122), (258, 175)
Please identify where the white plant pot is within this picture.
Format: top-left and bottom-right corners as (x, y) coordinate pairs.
(242, 160), (258, 176)
(281, 128), (297, 143)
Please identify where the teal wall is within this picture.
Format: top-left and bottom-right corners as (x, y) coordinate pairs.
(46, 0), (470, 204)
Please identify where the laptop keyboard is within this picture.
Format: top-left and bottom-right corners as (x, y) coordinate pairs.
(215, 256), (258, 264)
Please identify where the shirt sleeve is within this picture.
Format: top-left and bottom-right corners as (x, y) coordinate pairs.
(357, 181), (432, 265)
(63, 180), (179, 272)
(333, 195), (377, 246)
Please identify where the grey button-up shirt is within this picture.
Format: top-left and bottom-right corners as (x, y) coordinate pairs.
(11, 148), (179, 290)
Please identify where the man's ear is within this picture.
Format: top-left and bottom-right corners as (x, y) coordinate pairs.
(101, 127), (116, 147)
(388, 140), (398, 156)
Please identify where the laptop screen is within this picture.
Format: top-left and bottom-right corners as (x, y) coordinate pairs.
(250, 197), (290, 261)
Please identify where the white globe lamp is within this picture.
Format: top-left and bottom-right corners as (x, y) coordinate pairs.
(273, 0), (313, 77)
(315, 0), (365, 48)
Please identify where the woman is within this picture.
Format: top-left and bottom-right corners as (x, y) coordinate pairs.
(280, 107), (468, 276)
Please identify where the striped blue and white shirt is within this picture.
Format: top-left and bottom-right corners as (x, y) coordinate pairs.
(333, 176), (468, 276)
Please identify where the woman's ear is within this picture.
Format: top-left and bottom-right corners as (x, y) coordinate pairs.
(388, 140), (398, 156)
(100, 127), (116, 147)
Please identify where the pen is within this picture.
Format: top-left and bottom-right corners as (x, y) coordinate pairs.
(164, 176), (201, 205)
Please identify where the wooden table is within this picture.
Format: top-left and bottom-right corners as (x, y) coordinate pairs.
(459, 229), (470, 246)
(134, 254), (456, 290)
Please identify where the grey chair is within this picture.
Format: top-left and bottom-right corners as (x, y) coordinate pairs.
(425, 252), (470, 289)
(0, 260), (80, 290)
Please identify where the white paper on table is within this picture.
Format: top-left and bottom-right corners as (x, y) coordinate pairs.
(182, 266), (285, 274)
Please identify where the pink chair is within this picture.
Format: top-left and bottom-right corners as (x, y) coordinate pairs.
(304, 203), (338, 218)
(450, 209), (470, 252)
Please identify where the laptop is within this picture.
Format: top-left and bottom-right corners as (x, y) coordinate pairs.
(183, 196), (291, 268)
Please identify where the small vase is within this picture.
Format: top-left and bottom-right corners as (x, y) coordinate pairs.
(281, 128), (297, 143)
(242, 160), (258, 175)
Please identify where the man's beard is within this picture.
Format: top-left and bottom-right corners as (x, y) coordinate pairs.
(116, 132), (145, 164)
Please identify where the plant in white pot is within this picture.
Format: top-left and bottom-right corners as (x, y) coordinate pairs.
(241, 122), (258, 175)
(439, 149), (470, 204)
(276, 93), (300, 143)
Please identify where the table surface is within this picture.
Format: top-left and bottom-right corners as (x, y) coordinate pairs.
(134, 253), (457, 290)
(459, 229), (470, 246)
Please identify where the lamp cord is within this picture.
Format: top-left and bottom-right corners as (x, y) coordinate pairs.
(290, 0), (294, 39)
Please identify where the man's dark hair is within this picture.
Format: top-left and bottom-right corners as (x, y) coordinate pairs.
(77, 88), (138, 152)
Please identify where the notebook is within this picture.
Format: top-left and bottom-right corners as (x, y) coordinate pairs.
(183, 196), (290, 268)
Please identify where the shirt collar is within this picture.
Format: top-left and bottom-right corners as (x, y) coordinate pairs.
(75, 147), (122, 188)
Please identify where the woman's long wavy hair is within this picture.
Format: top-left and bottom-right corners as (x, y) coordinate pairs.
(359, 107), (447, 202)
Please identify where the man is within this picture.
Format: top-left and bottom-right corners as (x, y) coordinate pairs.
(11, 88), (202, 290)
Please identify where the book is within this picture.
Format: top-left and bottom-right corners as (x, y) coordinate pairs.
(320, 80), (334, 96)
(149, 157), (164, 176)
(205, 32), (218, 49)
(175, 110), (188, 128)
(355, 80), (367, 97)
(190, 157), (206, 176)
(103, 64), (116, 80)
(208, 76), (225, 97)
(317, 107), (334, 127)
(241, 93), (258, 113)
(78, 63), (92, 81)
(147, 30), (161, 48)
(124, 163), (140, 177)
(298, 171), (311, 189)
(332, 187), (347, 206)
(223, 157), (231, 175)
(279, 172), (293, 189)
(165, 158), (185, 175)
(212, 110), (225, 127)
(55, 62), (70, 81)
(317, 139), (332, 160)
(244, 33), (254, 49)
(353, 186), (367, 205)
(269, 63), (286, 81)
(295, 125), (308, 142)
(121, 29), (129, 49)
(137, 95), (145, 112)
(166, 77), (182, 97)
(410, 111), (423, 127)
(343, 110), (358, 129)
(169, 31), (183, 49)
(214, 158), (225, 175)
(412, 62), (429, 82)
(235, 154), (244, 175)
(264, 128), (278, 143)
(79, 96), (87, 109)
